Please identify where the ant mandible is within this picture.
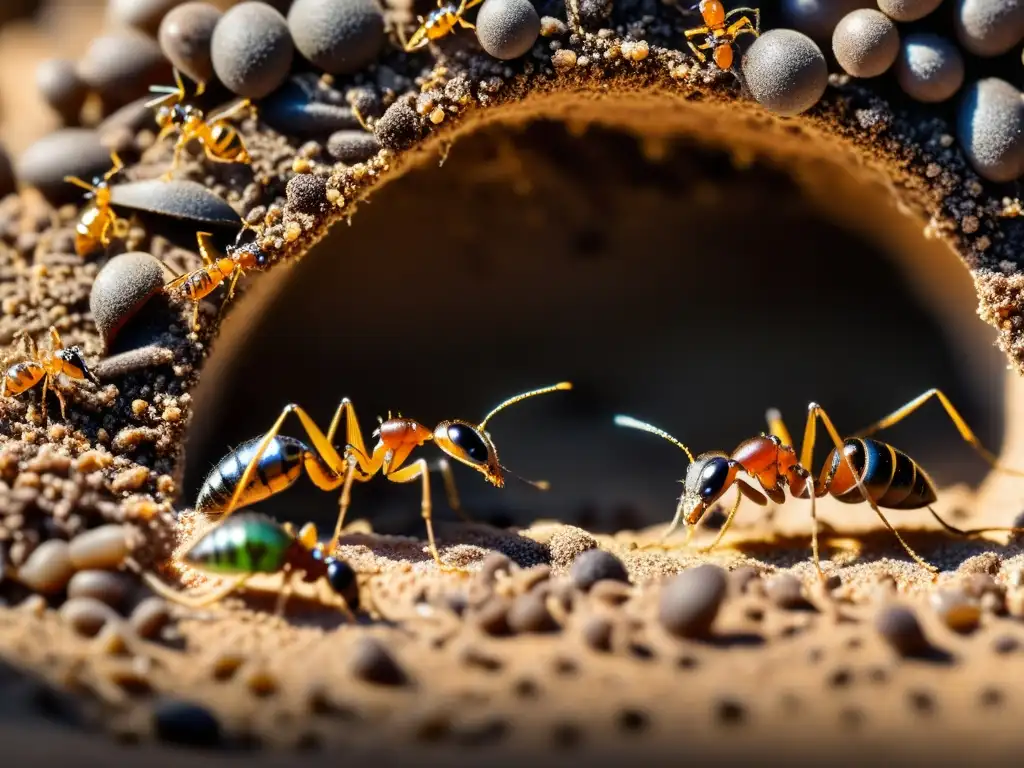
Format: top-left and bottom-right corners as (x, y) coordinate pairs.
(163, 230), (269, 331)
(146, 69), (255, 177)
(194, 382), (573, 570)
(615, 388), (1024, 579)
(64, 151), (130, 258)
(1, 326), (98, 423)
(398, 0), (484, 52)
(681, 1), (760, 71)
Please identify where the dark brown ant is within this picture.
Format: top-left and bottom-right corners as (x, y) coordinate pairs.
(681, 1), (760, 71)
(616, 389), (1024, 579)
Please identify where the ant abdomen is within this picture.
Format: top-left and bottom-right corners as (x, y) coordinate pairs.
(197, 435), (310, 516)
(822, 438), (937, 509)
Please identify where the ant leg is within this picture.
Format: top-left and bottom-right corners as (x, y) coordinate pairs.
(104, 151), (125, 180)
(142, 571), (251, 608)
(726, 8), (760, 34)
(855, 388), (1024, 477)
(387, 458), (465, 573)
(63, 176), (95, 193)
(923, 506), (1024, 539)
(699, 487), (743, 553)
(190, 301), (200, 331)
(52, 381), (68, 421)
(801, 402), (938, 575)
(273, 565), (295, 616)
(48, 326), (62, 350)
(207, 99), (253, 124)
(456, 17), (476, 29)
(685, 39), (709, 63)
(329, 460), (358, 549)
(40, 375), (49, 424)
(765, 407), (794, 447)
(436, 458), (473, 522)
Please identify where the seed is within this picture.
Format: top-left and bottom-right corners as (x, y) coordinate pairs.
(60, 597), (118, 637)
(90, 253), (171, 351)
(374, 99), (423, 152)
(895, 33), (964, 103)
(475, 0), (541, 61)
(109, 0), (184, 36)
(832, 9), (900, 78)
(211, 2), (294, 99)
(288, 0), (385, 75)
(506, 591), (558, 633)
(658, 564), (728, 639)
(93, 346), (176, 381)
(108, 179), (242, 227)
(158, 2), (222, 86)
(17, 540), (74, 594)
(130, 597), (173, 639)
(741, 29), (828, 117)
(568, 549), (629, 592)
(765, 574), (811, 610)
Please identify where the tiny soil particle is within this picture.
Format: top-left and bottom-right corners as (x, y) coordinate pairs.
(348, 637), (408, 686)
(617, 708), (649, 734)
(765, 574), (812, 609)
(714, 697), (747, 726)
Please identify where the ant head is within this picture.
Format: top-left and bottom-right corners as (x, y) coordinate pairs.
(680, 452), (738, 525)
(56, 346), (97, 383)
(697, 0), (724, 25)
(228, 240), (269, 270)
(433, 420), (503, 486)
(155, 106), (174, 127)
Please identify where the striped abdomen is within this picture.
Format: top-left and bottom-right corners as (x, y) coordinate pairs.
(821, 438), (937, 510)
(207, 124), (248, 161)
(75, 203), (109, 256)
(196, 435), (308, 516)
(2, 361), (44, 396)
(184, 513), (296, 574)
(180, 259), (234, 301)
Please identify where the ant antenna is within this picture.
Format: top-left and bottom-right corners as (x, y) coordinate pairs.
(613, 415), (695, 463)
(499, 464), (551, 491)
(478, 381), (573, 430)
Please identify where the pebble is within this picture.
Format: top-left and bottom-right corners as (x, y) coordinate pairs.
(158, 2), (222, 86)
(874, 604), (931, 656)
(59, 597), (118, 637)
(781, 0), (873, 42)
(17, 540), (75, 594)
(67, 570), (134, 609)
(211, 2), (294, 99)
(475, 0), (541, 60)
(77, 32), (171, 110)
(832, 9), (900, 78)
(477, 552), (514, 585)
(741, 29), (828, 116)
(877, 0), (942, 22)
(109, 0), (184, 36)
(349, 637), (408, 686)
(955, 0), (1024, 57)
(930, 589), (981, 633)
(285, 174), (328, 215)
(68, 524), (131, 571)
(90, 253), (170, 350)
(327, 129), (381, 163)
(729, 566), (762, 594)
(506, 591), (558, 633)
(765, 574), (810, 609)
(130, 597), (173, 639)
(658, 564), (728, 639)
(568, 549), (629, 591)
(957, 78), (1024, 183)
(36, 59), (87, 124)
(259, 88), (362, 135)
(153, 700), (222, 747)
(108, 179), (242, 226)
(895, 34), (964, 103)
(589, 579), (631, 606)
(94, 346), (176, 380)
(16, 128), (112, 204)
(0, 143), (13, 200)
(374, 99), (423, 151)
(581, 615), (613, 652)
(288, 0), (385, 75)
(470, 595), (512, 636)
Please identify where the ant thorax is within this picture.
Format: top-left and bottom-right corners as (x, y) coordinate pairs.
(427, 6), (456, 27)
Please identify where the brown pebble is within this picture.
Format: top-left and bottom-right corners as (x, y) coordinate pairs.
(658, 564), (728, 639)
(477, 552), (513, 585)
(581, 615), (613, 652)
(244, 666), (279, 697)
(875, 604), (931, 656)
(569, 549), (629, 591)
(349, 637), (408, 686)
(36, 59), (87, 124)
(765, 574), (811, 609)
(729, 566), (762, 594)
(17, 128), (112, 204)
(209, 651), (247, 681)
(95, 619), (135, 655)
(17, 540), (75, 594)
(158, 2), (222, 86)
(78, 32), (171, 111)
(60, 597), (118, 637)
(470, 596), (512, 636)
(109, 0), (183, 36)
(930, 589), (981, 633)
(506, 591), (558, 633)
(68, 524), (130, 571)
(589, 579), (631, 606)
(67, 570), (134, 609)
(130, 597), (172, 639)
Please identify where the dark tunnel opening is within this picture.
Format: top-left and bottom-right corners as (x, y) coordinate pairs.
(182, 119), (1006, 538)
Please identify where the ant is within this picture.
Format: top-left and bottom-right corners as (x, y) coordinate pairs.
(163, 229), (269, 331)
(1, 326), (98, 423)
(146, 69), (255, 177)
(141, 512), (365, 617)
(398, 0), (484, 52)
(64, 151), (130, 258)
(195, 382), (572, 570)
(680, 1), (760, 71)
(615, 388), (1024, 579)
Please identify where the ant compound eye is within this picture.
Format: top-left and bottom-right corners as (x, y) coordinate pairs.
(699, 457), (731, 501)
(446, 424), (490, 463)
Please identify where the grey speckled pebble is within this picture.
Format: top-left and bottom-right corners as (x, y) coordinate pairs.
(77, 32), (171, 110)
(17, 540), (74, 594)
(327, 129), (381, 163)
(957, 78), (1024, 183)
(109, 0), (184, 36)
(877, 0), (942, 22)
(158, 2), (222, 86)
(288, 0), (385, 75)
(781, 0), (873, 43)
(90, 253), (171, 349)
(109, 179), (242, 225)
(211, 2), (294, 99)
(741, 29), (827, 117)
(16, 128), (112, 204)
(833, 9), (899, 78)
(955, 0), (1024, 57)
(896, 34), (964, 103)
(475, 0), (541, 61)
(658, 564), (728, 638)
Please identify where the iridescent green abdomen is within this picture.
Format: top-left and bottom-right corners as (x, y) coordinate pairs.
(185, 514), (294, 575)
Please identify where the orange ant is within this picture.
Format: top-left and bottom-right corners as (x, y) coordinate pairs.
(681, 1), (760, 71)
(1, 326), (98, 423)
(615, 389), (1024, 579)
(397, 0), (484, 51)
(195, 382), (573, 570)
(146, 69), (254, 177)
(163, 230), (268, 331)
(64, 151), (130, 257)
